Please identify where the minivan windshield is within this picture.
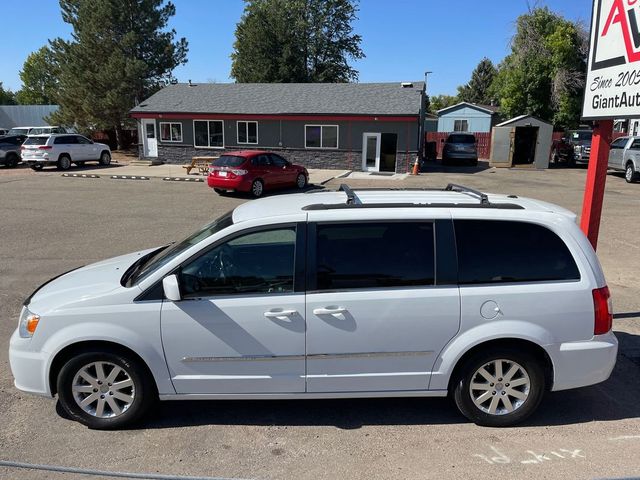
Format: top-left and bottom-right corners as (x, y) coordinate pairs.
(125, 211), (234, 286)
(212, 155), (246, 167)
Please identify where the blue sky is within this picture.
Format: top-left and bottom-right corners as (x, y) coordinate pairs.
(0, 0), (590, 96)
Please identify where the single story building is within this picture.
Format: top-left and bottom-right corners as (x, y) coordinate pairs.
(436, 102), (499, 133)
(130, 82), (424, 173)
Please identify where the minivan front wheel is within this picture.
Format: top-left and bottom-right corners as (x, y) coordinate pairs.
(57, 350), (155, 429)
(452, 348), (545, 427)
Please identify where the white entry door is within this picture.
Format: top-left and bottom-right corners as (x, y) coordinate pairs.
(142, 119), (158, 157)
(362, 133), (381, 171)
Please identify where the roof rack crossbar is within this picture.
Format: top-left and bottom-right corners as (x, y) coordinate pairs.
(338, 184), (361, 205)
(445, 183), (489, 205)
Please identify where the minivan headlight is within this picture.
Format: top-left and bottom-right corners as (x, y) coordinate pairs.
(18, 307), (40, 338)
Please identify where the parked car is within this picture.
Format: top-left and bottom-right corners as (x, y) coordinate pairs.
(442, 133), (478, 166)
(8, 126), (36, 136)
(607, 136), (640, 183)
(0, 127), (10, 135)
(207, 150), (308, 197)
(0, 135), (24, 168)
(27, 126), (68, 135)
(21, 134), (111, 170)
(9, 184), (617, 429)
(551, 130), (593, 166)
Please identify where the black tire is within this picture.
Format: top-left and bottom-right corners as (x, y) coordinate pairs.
(441, 155), (449, 166)
(568, 156), (576, 168)
(296, 173), (307, 189)
(469, 159), (478, 167)
(31, 163), (44, 171)
(56, 350), (156, 429)
(57, 155), (71, 171)
(452, 347), (545, 427)
(5, 153), (18, 168)
(250, 178), (264, 198)
(625, 162), (639, 183)
(99, 151), (111, 166)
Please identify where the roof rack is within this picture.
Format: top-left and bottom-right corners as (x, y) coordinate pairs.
(338, 184), (361, 205)
(300, 184), (524, 211)
(445, 183), (489, 205)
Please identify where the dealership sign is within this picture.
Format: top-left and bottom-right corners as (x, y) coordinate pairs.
(583, 0), (640, 119)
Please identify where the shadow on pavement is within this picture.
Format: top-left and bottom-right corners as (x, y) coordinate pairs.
(420, 159), (492, 174)
(123, 330), (640, 430)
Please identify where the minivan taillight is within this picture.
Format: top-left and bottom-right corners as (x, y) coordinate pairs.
(593, 286), (613, 335)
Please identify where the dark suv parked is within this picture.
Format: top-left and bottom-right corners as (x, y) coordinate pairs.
(0, 135), (26, 168)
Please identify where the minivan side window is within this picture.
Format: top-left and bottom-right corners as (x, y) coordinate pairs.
(454, 220), (580, 284)
(315, 222), (435, 290)
(180, 227), (296, 297)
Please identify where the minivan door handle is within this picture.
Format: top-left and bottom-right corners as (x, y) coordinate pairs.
(313, 306), (347, 315)
(264, 309), (297, 318)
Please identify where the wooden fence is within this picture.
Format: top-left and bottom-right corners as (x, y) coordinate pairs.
(425, 132), (492, 159)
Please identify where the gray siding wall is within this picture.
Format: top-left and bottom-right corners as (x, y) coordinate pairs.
(148, 117), (419, 172)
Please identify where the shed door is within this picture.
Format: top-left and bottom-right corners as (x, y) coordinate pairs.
(490, 127), (515, 166)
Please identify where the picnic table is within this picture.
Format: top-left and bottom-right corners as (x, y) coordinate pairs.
(183, 156), (219, 175)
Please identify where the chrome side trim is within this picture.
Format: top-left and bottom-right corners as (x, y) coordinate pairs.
(181, 351), (434, 363)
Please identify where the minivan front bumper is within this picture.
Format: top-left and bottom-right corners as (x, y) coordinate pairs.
(547, 331), (618, 391)
(9, 328), (51, 397)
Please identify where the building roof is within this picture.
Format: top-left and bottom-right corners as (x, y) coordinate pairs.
(131, 82), (424, 116)
(0, 105), (59, 128)
(496, 114), (552, 127)
(437, 102), (496, 116)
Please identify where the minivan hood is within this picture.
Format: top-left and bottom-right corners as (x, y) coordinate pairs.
(26, 248), (157, 313)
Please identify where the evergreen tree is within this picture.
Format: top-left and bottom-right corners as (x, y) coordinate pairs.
(0, 82), (17, 105)
(49, 0), (188, 148)
(16, 46), (59, 105)
(457, 57), (497, 105)
(429, 94), (459, 113)
(231, 0), (364, 83)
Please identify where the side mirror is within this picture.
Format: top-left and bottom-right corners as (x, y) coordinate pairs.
(162, 274), (181, 301)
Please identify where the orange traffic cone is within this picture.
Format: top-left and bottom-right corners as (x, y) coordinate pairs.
(411, 157), (420, 175)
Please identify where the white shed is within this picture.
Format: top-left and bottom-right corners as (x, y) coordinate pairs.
(490, 115), (553, 169)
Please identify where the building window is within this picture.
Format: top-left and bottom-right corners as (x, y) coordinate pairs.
(194, 120), (224, 148)
(305, 125), (339, 149)
(159, 122), (183, 142)
(454, 120), (469, 132)
(237, 121), (258, 144)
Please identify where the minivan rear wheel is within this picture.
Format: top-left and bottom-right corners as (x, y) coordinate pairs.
(56, 350), (155, 429)
(452, 347), (545, 427)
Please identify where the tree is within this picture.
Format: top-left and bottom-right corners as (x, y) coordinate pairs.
(16, 46), (59, 105)
(0, 82), (17, 105)
(457, 57), (497, 105)
(429, 94), (459, 113)
(49, 0), (188, 148)
(491, 7), (587, 129)
(231, 0), (364, 83)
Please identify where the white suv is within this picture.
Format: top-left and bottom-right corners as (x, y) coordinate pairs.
(9, 185), (617, 429)
(21, 134), (111, 171)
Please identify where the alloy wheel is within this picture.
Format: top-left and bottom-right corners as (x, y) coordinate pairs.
(626, 165), (634, 182)
(252, 180), (263, 197)
(297, 173), (306, 188)
(71, 361), (135, 418)
(469, 359), (530, 415)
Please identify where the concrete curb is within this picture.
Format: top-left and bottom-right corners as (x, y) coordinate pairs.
(61, 173), (100, 179)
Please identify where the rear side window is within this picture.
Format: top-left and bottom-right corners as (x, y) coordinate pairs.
(315, 222), (435, 290)
(23, 137), (48, 146)
(454, 220), (580, 284)
(212, 155), (246, 167)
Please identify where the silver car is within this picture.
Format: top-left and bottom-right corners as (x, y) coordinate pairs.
(442, 133), (478, 166)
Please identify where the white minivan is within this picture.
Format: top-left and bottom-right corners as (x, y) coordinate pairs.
(9, 185), (618, 429)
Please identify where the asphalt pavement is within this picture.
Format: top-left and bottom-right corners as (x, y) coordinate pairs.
(0, 163), (638, 480)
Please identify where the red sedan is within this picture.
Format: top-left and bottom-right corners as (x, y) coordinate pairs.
(207, 150), (309, 197)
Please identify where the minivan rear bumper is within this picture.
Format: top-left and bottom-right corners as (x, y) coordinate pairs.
(547, 331), (618, 391)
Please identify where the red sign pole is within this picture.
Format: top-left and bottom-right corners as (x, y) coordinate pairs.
(580, 119), (613, 250)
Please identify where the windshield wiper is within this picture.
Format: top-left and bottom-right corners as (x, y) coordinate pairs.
(121, 247), (166, 287)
